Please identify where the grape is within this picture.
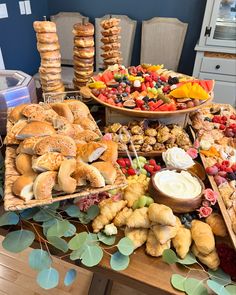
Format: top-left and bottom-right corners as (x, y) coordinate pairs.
(138, 156), (147, 163)
(146, 197), (154, 206)
(184, 213), (193, 222)
(132, 200), (139, 210)
(138, 196), (147, 208)
(180, 215), (187, 224)
(132, 163), (138, 169)
(140, 168), (147, 175)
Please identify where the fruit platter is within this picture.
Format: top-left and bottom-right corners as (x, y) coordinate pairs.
(81, 64), (214, 118)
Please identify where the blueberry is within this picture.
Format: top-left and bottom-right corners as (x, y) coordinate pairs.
(204, 117), (212, 122)
(168, 76), (179, 85)
(185, 213), (193, 222)
(156, 83), (161, 88)
(191, 212), (198, 220)
(185, 221), (192, 229)
(126, 81), (131, 85)
(137, 72), (143, 76)
(143, 96), (149, 103)
(122, 92), (128, 97)
(227, 172), (236, 180)
(180, 215), (187, 224)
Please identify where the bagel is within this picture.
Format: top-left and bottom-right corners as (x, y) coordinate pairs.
(40, 50), (61, 60)
(101, 18), (120, 29)
(36, 33), (58, 43)
(58, 159), (77, 194)
(73, 46), (94, 59)
(74, 70), (93, 79)
(17, 136), (43, 155)
(104, 56), (122, 65)
(4, 120), (27, 144)
(8, 103), (28, 123)
(42, 83), (64, 92)
(16, 121), (56, 140)
(101, 26), (121, 37)
(64, 100), (90, 119)
(74, 65), (93, 72)
(51, 103), (74, 123)
(73, 56), (94, 68)
(101, 35), (120, 44)
(74, 36), (94, 47)
(74, 117), (97, 131)
(21, 104), (47, 122)
(74, 130), (101, 143)
(32, 152), (65, 172)
(33, 21), (56, 33)
(33, 171), (57, 200)
(73, 81), (87, 89)
(12, 173), (38, 201)
(39, 66), (61, 75)
(101, 50), (121, 59)
(37, 42), (60, 52)
(15, 153), (33, 174)
(73, 77), (90, 84)
(73, 22), (94, 37)
(40, 72), (62, 81)
(41, 59), (61, 68)
(51, 116), (75, 138)
(34, 134), (76, 157)
(41, 79), (62, 87)
(101, 42), (120, 51)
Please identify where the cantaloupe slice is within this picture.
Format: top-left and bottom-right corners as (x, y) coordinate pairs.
(189, 83), (209, 100)
(170, 82), (209, 100)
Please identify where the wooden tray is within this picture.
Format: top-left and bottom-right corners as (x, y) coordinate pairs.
(80, 86), (213, 118)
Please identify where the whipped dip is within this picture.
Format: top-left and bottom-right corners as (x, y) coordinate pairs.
(154, 170), (202, 199)
(162, 147), (195, 170)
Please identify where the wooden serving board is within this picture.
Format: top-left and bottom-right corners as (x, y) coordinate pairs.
(118, 150), (164, 158)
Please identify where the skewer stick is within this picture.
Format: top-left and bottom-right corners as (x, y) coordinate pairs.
(43, 16), (47, 21)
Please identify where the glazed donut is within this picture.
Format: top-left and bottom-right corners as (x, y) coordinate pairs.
(101, 50), (121, 59)
(73, 22), (94, 37)
(33, 21), (56, 33)
(73, 46), (94, 59)
(101, 35), (120, 44)
(37, 42), (60, 52)
(101, 18), (120, 29)
(101, 27), (121, 37)
(74, 36), (94, 48)
(40, 50), (61, 60)
(36, 33), (59, 43)
(41, 59), (61, 68)
(101, 42), (120, 51)
(73, 56), (94, 68)
(40, 72), (62, 81)
(39, 66), (61, 75)
(104, 56), (122, 65)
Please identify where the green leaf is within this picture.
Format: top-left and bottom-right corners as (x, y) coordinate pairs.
(33, 210), (53, 222)
(0, 212), (19, 226)
(47, 236), (68, 253)
(20, 207), (39, 220)
(81, 245), (103, 267)
(117, 237), (134, 256)
(184, 278), (208, 295)
(64, 269), (77, 286)
(47, 220), (70, 237)
(63, 223), (76, 238)
(65, 205), (82, 217)
(68, 232), (88, 250)
(207, 280), (230, 295)
(162, 249), (178, 265)
(225, 285), (236, 295)
(208, 268), (231, 285)
(86, 233), (98, 244)
(2, 230), (35, 253)
(37, 267), (59, 290)
(110, 251), (130, 271)
(98, 232), (116, 245)
(171, 274), (186, 291)
(28, 249), (52, 271)
(86, 205), (100, 220)
(45, 202), (60, 211)
(70, 248), (85, 261)
(178, 253), (197, 265)
(78, 214), (91, 224)
(42, 219), (57, 237)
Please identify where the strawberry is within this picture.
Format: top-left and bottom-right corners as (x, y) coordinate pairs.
(136, 99), (144, 107)
(160, 76), (166, 82)
(230, 114), (236, 120)
(225, 167), (233, 173)
(162, 86), (170, 92)
(149, 159), (156, 166)
(124, 158), (131, 167)
(117, 158), (126, 168)
(231, 164), (236, 172)
(154, 164), (161, 172)
(219, 124), (226, 130)
(219, 164), (227, 171)
(127, 168), (136, 176)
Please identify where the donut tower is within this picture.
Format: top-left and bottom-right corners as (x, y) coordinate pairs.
(33, 21), (65, 93)
(100, 17), (122, 69)
(72, 21), (95, 89)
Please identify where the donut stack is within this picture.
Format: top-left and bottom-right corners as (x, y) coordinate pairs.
(100, 18), (122, 68)
(72, 22), (95, 89)
(33, 21), (65, 93)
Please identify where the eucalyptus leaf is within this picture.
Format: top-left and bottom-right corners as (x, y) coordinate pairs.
(86, 233), (98, 244)
(0, 212), (19, 226)
(2, 230), (35, 253)
(208, 269), (231, 285)
(79, 214), (91, 224)
(162, 249), (178, 265)
(28, 249), (52, 271)
(70, 248), (85, 261)
(171, 274), (186, 292)
(110, 251), (130, 271)
(65, 205), (82, 217)
(98, 232), (116, 245)
(68, 232), (88, 250)
(45, 202), (60, 211)
(81, 245), (103, 267)
(42, 218), (57, 237)
(184, 278), (208, 295)
(225, 285), (236, 295)
(63, 223), (76, 238)
(33, 210), (53, 222)
(117, 237), (134, 256)
(86, 205), (100, 220)
(207, 280), (230, 295)
(47, 236), (68, 253)
(178, 253), (197, 265)
(47, 220), (70, 237)
(20, 207), (39, 220)
(36, 267), (59, 290)
(64, 269), (77, 286)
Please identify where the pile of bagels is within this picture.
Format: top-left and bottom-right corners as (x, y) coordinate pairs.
(101, 18), (122, 68)
(33, 21), (65, 93)
(73, 22), (95, 89)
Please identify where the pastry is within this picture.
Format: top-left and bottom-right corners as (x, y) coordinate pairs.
(36, 32), (59, 43)
(91, 161), (117, 185)
(76, 142), (107, 162)
(192, 243), (220, 271)
(126, 207), (151, 229)
(8, 103), (28, 123)
(15, 153), (33, 174)
(16, 121), (56, 140)
(205, 213), (227, 237)
(74, 46), (94, 59)
(74, 36), (94, 47)
(152, 224), (177, 244)
(33, 21), (56, 33)
(172, 227), (192, 259)
(33, 171), (57, 200)
(58, 159), (77, 194)
(51, 102), (74, 123)
(73, 22), (94, 37)
(12, 173), (38, 201)
(148, 203), (176, 226)
(99, 140), (118, 163)
(124, 182), (146, 207)
(101, 18), (120, 29)
(125, 227), (148, 249)
(146, 230), (171, 257)
(32, 152), (65, 172)
(113, 207), (133, 227)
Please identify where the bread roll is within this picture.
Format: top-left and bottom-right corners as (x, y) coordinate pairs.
(37, 42), (60, 52)
(73, 46), (94, 59)
(101, 18), (120, 29)
(33, 21), (56, 33)
(36, 33), (58, 43)
(15, 153), (33, 174)
(74, 36), (94, 47)
(12, 173), (37, 201)
(16, 121), (56, 140)
(73, 22), (94, 36)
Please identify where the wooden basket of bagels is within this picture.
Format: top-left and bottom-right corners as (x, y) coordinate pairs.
(4, 100), (127, 211)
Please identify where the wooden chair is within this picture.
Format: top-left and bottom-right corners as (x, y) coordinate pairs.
(140, 18), (188, 71)
(95, 15), (137, 70)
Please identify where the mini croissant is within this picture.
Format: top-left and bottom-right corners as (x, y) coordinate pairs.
(172, 227), (192, 259)
(113, 207), (133, 227)
(124, 183), (146, 207)
(126, 207), (151, 229)
(205, 213), (227, 237)
(125, 227), (148, 249)
(148, 203), (176, 226)
(192, 243), (220, 271)
(152, 224), (177, 245)
(146, 229), (171, 257)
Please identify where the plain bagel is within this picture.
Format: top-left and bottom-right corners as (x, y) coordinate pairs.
(36, 33), (59, 43)
(33, 21), (56, 33)
(73, 46), (95, 59)
(33, 171), (57, 200)
(74, 36), (94, 47)
(37, 42), (60, 52)
(73, 22), (94, 36)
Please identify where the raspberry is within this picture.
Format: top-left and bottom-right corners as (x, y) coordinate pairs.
(225, 167), (233, 173)
(215, 163), (221, 169)
(117, 158), (126, 168)
(154, 164), (161, 172)
(219, 164), (227, 171)
(219, 124), (226, 130)
(149, 159), (156, 166)
(231, 164), (236, 172)
(124, 158), (131, 167)
(222, 160), (230, 167)
(221, 116), (227, 122)
(230, 114), (236, 120)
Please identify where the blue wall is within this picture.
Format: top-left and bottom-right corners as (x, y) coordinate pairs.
(0, 0), (48, 75)
(48, 0), (207, 75)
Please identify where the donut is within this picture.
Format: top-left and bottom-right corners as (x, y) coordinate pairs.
(101, 50), (121, 59)
(74, 36), (94, 48)
(73, 47), (94, 59)
(36, 33), (59, 43)
(73, 22), (94, 37)
(37, 42), (60, 52)
(40, 72), (62, 81)
(101, 27), (121, 37)
(39, 66), (61, 75)
(33, 21), (56, 33)
(101, 35), (120, 44)
(73, 56), (94, 68)
(40, 50), (61, 60)
(41, 59), (61, 68)
(104, 56), (122, 65)
(101, 18), (120, 29)
(101, 43), (120, 51)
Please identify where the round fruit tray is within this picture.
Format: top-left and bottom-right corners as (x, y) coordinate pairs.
(80, 87), (213, 118)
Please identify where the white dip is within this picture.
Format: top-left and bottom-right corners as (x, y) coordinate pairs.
(162, 147), (194, 170)
(154, 170), (202, 199)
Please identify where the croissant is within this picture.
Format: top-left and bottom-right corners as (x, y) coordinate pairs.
(191, 220), (215, 255)
(152, 224), (177, 245)
(92, 198), (127, 233)
(172, 227), (192, 259)
(205, 213), (227, 237)
(113, 207), (133, 227)
(146, 229), (171, 257)
(148, 203), (176, 226)
(126, 207), (151, 229)
(124, 183), (146, 207)
(192, 243), (220, 271)
(125, 227), (148, 249)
